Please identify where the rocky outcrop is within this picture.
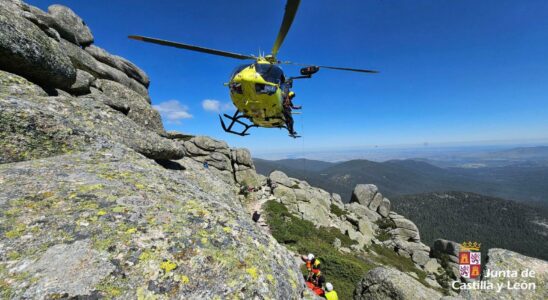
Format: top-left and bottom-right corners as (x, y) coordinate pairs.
(341, 184), (436, 273)
(231, 148), (262, 188)
(264, 170), (439, 264)
(378, 197), (391, 217)
(0, 1), (177, 162)
(21, 240), (115, 297)
(0, 70), (182, 162)
(348, 184), (393, 224)
(270, 170), (294, 187)
(351, 184), (378, 207)
(0, 70), (47, 97)
(331, 193), (345, 210)
(377, 211), (437, 273)
(69, 69), (95, 95)
(180, 136), (264, 188)
(268, 170), (338, 228)
(85, 45), (150, 87)
(47, 4), (94, 46)
(0, 0), (149, 97)
(346, 202), (381, 222)
(60, 38), (150, 99)
(353, 267), (442, 300)
(460, 249), (547, 300)
(0, 145), (306, 299)
(94, 79), (164, 134)
(0, 4), (76, 89)
(354, 242), (548, 300)
(431, 239), (461, 279)
(181, 136), (234, 184)
(389, 213), (421, 242)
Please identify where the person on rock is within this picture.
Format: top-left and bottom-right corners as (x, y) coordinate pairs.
(301, 253), (321, 280)
(323, 282), (339, 300)
(283, 91), (301, 137)
(308, 270), (326, 297)
(252, 211), (261, 223)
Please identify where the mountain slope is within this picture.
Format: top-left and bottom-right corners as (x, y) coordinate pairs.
(322, 159), (482, 199)
(253, 158), (488, 201)
(391, 192), (548, 260)
(254, 158), (548, 204)
(254, 158), (333, 175)
(266, 158), (334, 172)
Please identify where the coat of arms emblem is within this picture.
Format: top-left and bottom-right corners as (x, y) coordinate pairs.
(459, 241), (481, 279)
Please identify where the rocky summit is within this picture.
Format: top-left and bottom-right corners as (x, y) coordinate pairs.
(1, 1), (546, 299)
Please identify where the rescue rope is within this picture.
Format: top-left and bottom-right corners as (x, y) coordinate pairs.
(300, 107), (306, 174)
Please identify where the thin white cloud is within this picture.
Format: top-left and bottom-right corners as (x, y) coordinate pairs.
(153, 100), (192, 124)
(202, 99), (221, 112)
(202, 99), (235, 113)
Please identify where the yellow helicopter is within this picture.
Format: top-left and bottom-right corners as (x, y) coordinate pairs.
(129, 0), (377, 138)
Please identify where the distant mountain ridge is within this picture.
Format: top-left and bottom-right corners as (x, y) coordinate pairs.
(486, 146), (548, 159)
(253, 157), (548, 205)
(255, 158), (334, 173)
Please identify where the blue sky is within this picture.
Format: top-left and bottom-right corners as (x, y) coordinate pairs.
(28, 0), (548, 155)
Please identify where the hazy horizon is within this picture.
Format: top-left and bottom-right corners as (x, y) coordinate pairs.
(253, 138), (548, 162)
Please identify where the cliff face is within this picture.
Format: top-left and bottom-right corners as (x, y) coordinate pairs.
(0, 1), (546, 300)
(0, 146), (304, 299)
(0, 1), (305, 299)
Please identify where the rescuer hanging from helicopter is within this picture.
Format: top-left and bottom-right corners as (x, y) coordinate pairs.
(283, 90), (301, 137)
(129, 0), (378, 138)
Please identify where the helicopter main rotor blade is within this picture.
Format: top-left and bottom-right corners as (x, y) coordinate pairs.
(128, 35), (256, 60)
(271, 0), (301, 58)
(282, 61), (379, 73)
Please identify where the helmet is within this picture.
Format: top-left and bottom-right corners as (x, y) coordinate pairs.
(307, 253), (315, 260)
(326, 282), (333, 292)
(288, 91), (295, 98)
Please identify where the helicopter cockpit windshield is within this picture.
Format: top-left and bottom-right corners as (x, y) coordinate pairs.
(230, 64), (250, 80)
(255, 64), (284, 85)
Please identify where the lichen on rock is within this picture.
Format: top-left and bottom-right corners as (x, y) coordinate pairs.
(0, 5), (76, 89)
(0, 145), (306, 299)
(0, 71), (182, 163)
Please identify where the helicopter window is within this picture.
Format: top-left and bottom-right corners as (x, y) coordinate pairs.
(230, 83), (243, 94)
(255, 64), (284, 85)
(255, 83), (277, 95)
(230, 64), (250, 80)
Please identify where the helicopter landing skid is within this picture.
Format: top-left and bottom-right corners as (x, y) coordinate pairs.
(219, 111), (257, 136)
(288, 133), (301, 138)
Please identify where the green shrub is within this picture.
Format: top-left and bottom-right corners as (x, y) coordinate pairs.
(376, 230), (392, 242)
(369, 244), (430, 287)
(375, 218), (396, 230)
(263, 200), (372, 300)
(434, 253), (456, 292)
(264, 200), (445, 297)
(330, 204), (347, 218)
(374, 218), (396, 242)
